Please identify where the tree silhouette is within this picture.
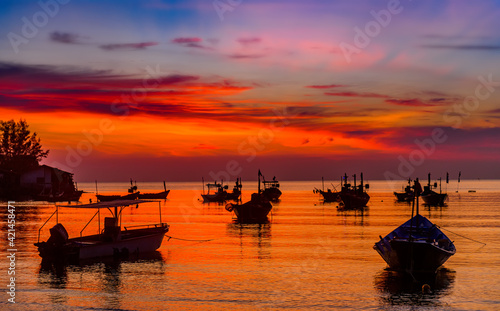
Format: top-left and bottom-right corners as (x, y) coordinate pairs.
(0, 119), (49, 172)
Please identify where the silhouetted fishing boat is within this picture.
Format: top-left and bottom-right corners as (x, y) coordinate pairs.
(394, 178), (414, 202)
(421, 173), (447, 206)
(96, 179), (140, 202)
(225, 171), (272, 223)
(96, 192), (139, 202)
(34, 199), (169, 264)
(313, 177), (340, 202)
(374, 179), (456, 273)
(201, 179), (228, 203)
(138, 181), (170, 200)
(314, 188), (340, 202)
(260, 171), (281, 201)
(225, 178), (242, 201)
(35, 189), (84, 203)
(338, 173), (370, 210)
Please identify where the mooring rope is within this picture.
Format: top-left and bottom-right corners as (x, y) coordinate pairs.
(438, 226), (487, 246)
(165, 235), (213, 242)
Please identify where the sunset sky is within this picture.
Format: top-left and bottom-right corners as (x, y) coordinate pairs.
(1, 0), (499, 181)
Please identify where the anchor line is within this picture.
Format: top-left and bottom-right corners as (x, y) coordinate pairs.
(438, 226), (486, 246)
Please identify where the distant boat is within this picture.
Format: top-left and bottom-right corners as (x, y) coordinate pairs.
(260, 171), (282, 202)
(421, 173), (448, 206)
(138, 181), (170, 200)
(201, 179), (228, 203)
(225, 170), (272, 223)
(35, 190), (84, 203)
(96, 179), (140, 202)
(225, 178), (242, 201)
(374, 179), (456, 273)
(338, 173), (370, 210)
(394, 178), (414, 202)
(96, 192), (140, 202)
(313, 177), (341, 202)
(34, 199), (169, 264)
(314, 188), (341, 202)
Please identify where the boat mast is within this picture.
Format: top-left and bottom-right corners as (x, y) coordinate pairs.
(353, 174), (357, 191)
(258, 170), (261, 194)
(360, 173), (364, 193)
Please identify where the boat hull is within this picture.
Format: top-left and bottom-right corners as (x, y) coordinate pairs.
(393, 191), (413, 202)
(36, 225), (169, 263)
(262, 188), (282, 201)
(35, 190), (84, 202)
(339, 192), (370, 209)
(96, 192), (139, 202)
(226, 191), (241, 201)
(138, 190), (170, 200)
(226, 194), (272, 223)
(373, 214), (456, 273)
(317, 190), (340, 202)
(421, 193), (447, 206)
(201, 192), (227, 203)
(386, 239), (455, 272)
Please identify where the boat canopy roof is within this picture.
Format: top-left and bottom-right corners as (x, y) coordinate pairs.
(59, 199), (154, 209)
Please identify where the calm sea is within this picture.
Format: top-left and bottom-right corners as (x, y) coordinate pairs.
(1, 179), (499, 310)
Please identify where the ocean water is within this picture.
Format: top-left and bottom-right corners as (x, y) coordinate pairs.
(1, 180), (499, 310)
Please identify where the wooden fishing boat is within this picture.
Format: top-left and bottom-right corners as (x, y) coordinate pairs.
(225, 178), (242, 201)
(374, 179), (456, 273)
(225, 170), (272, 223)
(96, 180), (140, 202)
(260, 171), (281, 202)
(96, 192), (139, 202)
(421, 173), (447, 206)
(313, 177), (340, 202)
(34, 200), (169, 264)
(314, 188), (340, 202)
(394, 178), (414, 202)
(35, 190), (84, 203)
(338, 173), (370, 210)
(138, 181), (170, 200)
(201, 180), (228, 203)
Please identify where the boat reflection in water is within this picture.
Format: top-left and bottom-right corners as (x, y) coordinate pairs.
(226, 223), (272, 260)
(38, 251), (167, 310)
(374, 268), (456, 307)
